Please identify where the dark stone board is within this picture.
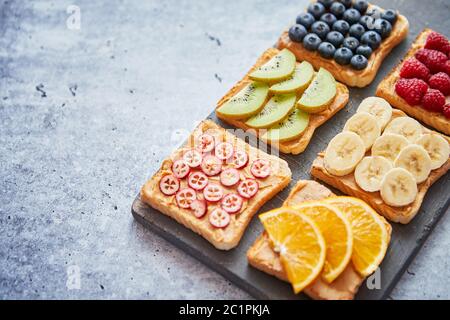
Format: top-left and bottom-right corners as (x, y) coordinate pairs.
(132, 0), (450, 300)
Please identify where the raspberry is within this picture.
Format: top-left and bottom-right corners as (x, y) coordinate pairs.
(443, 60), (450, 76)
(399, 58), (430, 81)
(415, 49), (448, 73)
(421, 89), (446, 112)
(425, 31), (450, 55)
(395, 78), (428, 105)
(443, 104), (450, 119)
(429, 72), (450, 95)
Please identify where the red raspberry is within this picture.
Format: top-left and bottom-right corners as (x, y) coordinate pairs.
(429, 72), (450, 95)
(415, 49), (448, 73)
(443, 60), (450, 76)
(399, 58), (430, 81)
(421, 89), (446, 112)
(443, 104), (450, 119)
(425, 31), (450, 55)
(395, 78), (428, 105)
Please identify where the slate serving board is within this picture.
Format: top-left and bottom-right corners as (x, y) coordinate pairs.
(132, 0), (450, 300)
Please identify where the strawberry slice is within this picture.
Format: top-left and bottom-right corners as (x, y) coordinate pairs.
(209, 208), (230, 228)
(203, 183), (224, 202)
(220, 168), (240, 187)
(183, 149), (202, 168)
(250, 159), (271, 179)
(200, 155), (222, 176)
(190, 199), (207, 218)
(221, 193), (243, 214)
(187, 171), (209, 190)
(196, 133), (215, 153)
(215, 142), (234, 161)
(237, 179), (259, 199)
(172, 159), (190, 179)
(175, 187), (196, 208)
(159, 174), (180, 196)
(231, 150), (249, 169)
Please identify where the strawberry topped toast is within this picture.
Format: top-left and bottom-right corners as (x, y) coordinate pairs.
(141, 120), (292, 250)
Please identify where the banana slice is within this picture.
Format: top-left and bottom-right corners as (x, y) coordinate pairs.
(343, 112), (381, 151)
(415, 134), (450, 170)
(354, 156), (393, 192)
(380, 168), (418, 207)
(324, 132), (365, 177)
(383, 117), (422, 142)
(394, 144), (431, 184)
(371, 133), (410, 162)
(357, 97), (393, 130)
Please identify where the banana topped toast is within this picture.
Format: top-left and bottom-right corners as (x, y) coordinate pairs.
(247, 180), (391, 300)
(141, 120), (291, 250)
(216, 48), (349, 155)
(277, 2), (409, 87)
(376, 29), (450, 135)
(311, 97), (450, 224)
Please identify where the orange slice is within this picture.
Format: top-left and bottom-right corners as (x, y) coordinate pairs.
(293, 202), (353, 283)
(259, 207), (326, 293)
(322, 196), (390, 277)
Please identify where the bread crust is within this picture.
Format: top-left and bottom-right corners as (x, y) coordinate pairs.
(311, 110), (450, 224)
(277, 5), (409, 88)
(216, 48), (349, 155)
(376, 28), (450, 135)
(141, 120), (292, 250)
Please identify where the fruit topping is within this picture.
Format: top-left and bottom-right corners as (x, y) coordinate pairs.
(245, 93), (297, 128)
(220, 168), (240, 187)
(172, 159), (190, 179)
(230, 150), (249, 169)
(349, 23), (366, 40)
(343, 112), (381, 151)
(330, 2), (346, 18)
(176, 188), (197, 208)
(297, 68), (337, 113)
(421, 88), (446, 113)
(311, 21), (330, 40)
(353, 0), (369, 14)
(250, 159), (271, 178)
(355, 45), (372, 58)
(399, 58), (430, 81)
(360, 31), (381, 50)
(394, 144), (431, 184)
(334, 47), (353, 65)
(159, 174), (180, 196)
(415, 48), (448, 74)
(262, 109), (310, 142)
(187, 171), (209, 190)
(357, 97), (393, 130)
(221, 193), (243, 214)
(288, 24), (308, 43)
(444, 104), (450, 119)
(339, 0), (353, 9)
(342, 37), (359, 52)
(307, 2), (326, 19)
(359, 15), (375, 30)
(355, 156), (393, 192)
(428, 72), (450, 95)
(324, 131), (365, 176)
(318, 0), (333, 9)
(303, 33), (322, 51)
(371, 133), (410, 162)
(380, 168), (417, 207)
(373, 19), (392, 39)
(296, 12), (316, 29)
(203, 183), (224, 202)
(196, 133), (215, 153)
(343, 8), (361, 25)
(326, 31), (344, 47)
(190, 199), (207, 218)
(269, 61), (314, 94)
(395, 78), (428, 105)
(332, 20), (350, 35)
(183, 149), (202, 168)
(237, 179), (259, 199)
(318, 42), (336, 59)
(320, 13), (337, 27)
(424, 31), (450, 55)
(200, 155), (222, 176)
(415, 133), (450, 170)
(383, 117), (422, 142)
(215, 142), (234, 161)
(381, 9), (398, 25)
(209, 208), (230, 228)
(350, 54), (368, 70)
(249, 49), (296, 82)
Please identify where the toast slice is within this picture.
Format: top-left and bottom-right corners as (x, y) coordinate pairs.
(277, 4), (409, 88)
(216, 48), (349, 155)
(311, 109), (450, 224)
(247, 180), (392, 300)
(376, 28), (450, 135)
(141, 120), (292, 250)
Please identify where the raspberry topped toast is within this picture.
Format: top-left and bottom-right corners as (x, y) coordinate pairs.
(141, 120), (292, 250)
(377, 28), (450, 135)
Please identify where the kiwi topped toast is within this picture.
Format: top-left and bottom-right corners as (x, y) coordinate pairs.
(216, 48), (349, 155)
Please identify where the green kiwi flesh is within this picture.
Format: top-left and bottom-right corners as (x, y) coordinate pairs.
(297, 68), (336, 114)
(261, 108), (310, 142)
(269, 61), (314, 94)
(249, 49), (296, 82)
(245, 93), (296, 129)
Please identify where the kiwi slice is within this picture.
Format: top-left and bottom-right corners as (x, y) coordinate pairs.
(297, 68), (337, 114)
(261, 109), (310, 143)
(245, 93), (297, 129)
(249, 49), (296, 82)
(269, 61), (314, 94)
(216, 81), (269, 120)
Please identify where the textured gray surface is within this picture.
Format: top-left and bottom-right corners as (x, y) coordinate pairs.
(0, 0), (449, 299)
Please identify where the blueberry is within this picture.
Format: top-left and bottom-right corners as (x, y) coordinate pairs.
(332, 20), (350, 35)
(288, 24), (308, 43)
(350, 54), (368, 70)
(360, 30), (382, 50)
(381, 9), (398, 25)
(373, 18), (392, 39)
(311, 21), (330, 40)
(318, 0), (334, 9)
(307, 2), (326, 19)
(302, 33), (322, 51)
(338, 0), (353, 9)
(359, 15), (376, 29)
(330, 2), (346, 18)
(349, 23), (366, 39)
(296, 13), (316, 29)
(343, 9), (361, 25)
(342, 36), (360, 52)
(334, 47), (353, 65)
(320, 13), (337, 27)
(356, 45), (373, 58)
(366, 7), (382, 19)
(353, 0), (369, 14)
(318, 42), (336, 59)
(326, 31), (344, 48)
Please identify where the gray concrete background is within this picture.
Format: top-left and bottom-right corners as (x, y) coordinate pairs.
(0, 0), (449, 299)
